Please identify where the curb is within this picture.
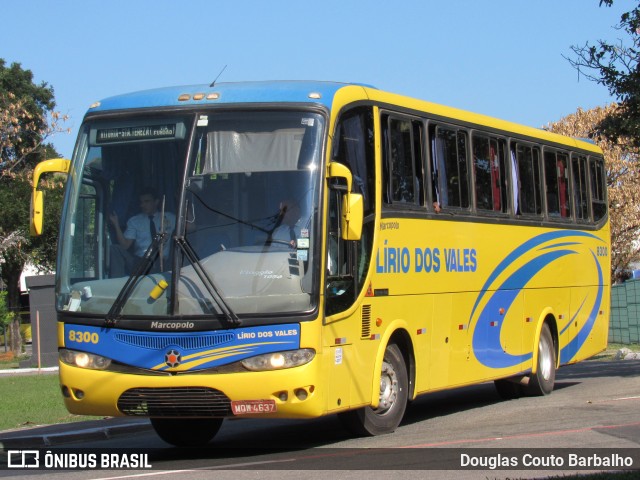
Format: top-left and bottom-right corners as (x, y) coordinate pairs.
(0, 419), (153, 449)
(0, 367), (59, 376)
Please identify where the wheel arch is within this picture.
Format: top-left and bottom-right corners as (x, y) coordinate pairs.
(370, 323), (415, 406)
(531, 311), (559, 375)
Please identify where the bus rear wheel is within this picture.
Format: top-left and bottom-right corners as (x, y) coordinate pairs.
(150, 417), (223, 447)
(525, 323), (556, 396)
(338, 343), (408, 436)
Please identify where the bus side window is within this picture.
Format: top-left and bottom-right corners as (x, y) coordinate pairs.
(431, 125), (469, 209)
(572, 154), (589, 221)
(589, 156), (607, 222)
(544, 150), (571, 219)
(473, 135), (507, 213)
(383, 115), (424, 206)
(515, 143), (542, 216)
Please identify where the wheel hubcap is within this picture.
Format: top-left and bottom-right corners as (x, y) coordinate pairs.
(538, 335), (553, 381)
(376, 359), (398, 414)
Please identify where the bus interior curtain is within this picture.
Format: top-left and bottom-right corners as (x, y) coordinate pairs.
(510, 149), (519, 214)
(431, 136), (447, 206)
(203, 129), (304, 173)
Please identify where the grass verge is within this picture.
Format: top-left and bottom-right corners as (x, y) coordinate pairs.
(0, 373), (94, 431)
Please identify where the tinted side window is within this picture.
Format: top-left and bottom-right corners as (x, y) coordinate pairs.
(332, 107), (375, 215)
(432, 126), (469, 209)
(385, 117), (423, 205)
(473, 134), (508, 213)
(515, 144), (542, 216)
(589, 156), (607, 222)
(572, 154), (589, 221)
(544, 150), (571, 219)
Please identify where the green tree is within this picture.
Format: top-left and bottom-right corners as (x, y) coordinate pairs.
(545, 104), (640, 283)
(0, 285), (15, 351)
(0, 59), (67, 355)
(567, 1), (640, 147)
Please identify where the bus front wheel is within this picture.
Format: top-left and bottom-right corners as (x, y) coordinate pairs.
(151, 417), (223, 447)
(338, 343), (408, 436)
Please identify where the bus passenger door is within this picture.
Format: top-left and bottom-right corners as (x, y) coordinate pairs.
(324, 185), (357, 411)
(324, 106), (376, 411)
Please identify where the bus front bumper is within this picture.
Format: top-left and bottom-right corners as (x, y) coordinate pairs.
(58, 358), (326, 420)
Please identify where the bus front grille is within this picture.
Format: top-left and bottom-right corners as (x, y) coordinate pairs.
(117, 387), (232, 417)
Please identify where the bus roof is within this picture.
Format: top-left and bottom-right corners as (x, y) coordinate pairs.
(89, 81), (360, 112)
(88, 80), (601, 154)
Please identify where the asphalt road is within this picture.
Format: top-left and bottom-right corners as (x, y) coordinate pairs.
(1, 359), (639, 479)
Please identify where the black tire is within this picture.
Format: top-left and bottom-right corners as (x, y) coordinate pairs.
(494, 378), (523, 400)
(525, 323), (556, 396)
(150, 417), (223, 447)
(338, 343), (408, 436)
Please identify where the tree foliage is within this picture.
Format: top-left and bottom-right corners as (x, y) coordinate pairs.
(545, 103), (640, 283)
(567, 1), (640, 147)
(0, 59), (67, 354)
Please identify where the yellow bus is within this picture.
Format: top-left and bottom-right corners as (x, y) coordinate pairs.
(31, 81), (609, 446)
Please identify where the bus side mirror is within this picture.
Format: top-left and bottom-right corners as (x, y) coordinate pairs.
(30, 158), (70, 236)
(342, 192), (363, 241)
(328, 162), (363, 241)
(30, 190), (44, 236)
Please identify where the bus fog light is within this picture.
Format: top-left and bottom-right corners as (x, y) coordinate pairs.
(241, 349), (315, 371)
(294, 388), (308, 401)
(60, 349), (112, 370)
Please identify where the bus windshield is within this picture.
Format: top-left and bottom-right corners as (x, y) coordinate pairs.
(58, 110), (324, 320)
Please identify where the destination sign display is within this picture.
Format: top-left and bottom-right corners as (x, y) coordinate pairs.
(95, 124), (177, 144)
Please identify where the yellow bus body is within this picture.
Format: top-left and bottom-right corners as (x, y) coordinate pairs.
(52, 83), (609, 431)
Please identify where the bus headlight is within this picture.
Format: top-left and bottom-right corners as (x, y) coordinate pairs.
(241, 349), (315, 371)
(60, 349), (112, 370)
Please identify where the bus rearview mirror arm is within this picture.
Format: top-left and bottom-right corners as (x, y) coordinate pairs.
(30, 158), (70, 236)
(328, 162), (363, 241)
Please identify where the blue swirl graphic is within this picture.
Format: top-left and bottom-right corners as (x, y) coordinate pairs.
(473, 250), (576, 368)
(559, 250), (603, 364)
(470, 231), (603, 323)
(471, 231), (604, 369)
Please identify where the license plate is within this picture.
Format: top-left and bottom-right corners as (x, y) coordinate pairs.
(231, 400), (277, 415)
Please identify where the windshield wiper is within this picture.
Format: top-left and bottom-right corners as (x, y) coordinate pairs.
(105, 232), (168, 327)
(187, 186), (275, 235)
(175, 236), (241, 327)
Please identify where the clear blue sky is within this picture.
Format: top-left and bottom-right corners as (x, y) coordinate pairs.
(1, 0), (630, 158)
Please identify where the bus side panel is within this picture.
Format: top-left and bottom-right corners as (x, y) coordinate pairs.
(323, 308), (379, 413)
(325, 344), (353, 413)
(522, 288), (568, 364)
(426, 294), (451, 391)
(563, 285), (609, 365)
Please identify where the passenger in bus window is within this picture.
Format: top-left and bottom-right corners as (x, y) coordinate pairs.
(109, 187), (176, 276)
